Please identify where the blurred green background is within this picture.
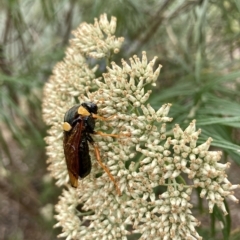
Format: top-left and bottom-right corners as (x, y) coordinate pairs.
(0, 0), (240, 239)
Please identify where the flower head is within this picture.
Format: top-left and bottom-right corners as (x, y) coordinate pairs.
(43, 14), (239, 240)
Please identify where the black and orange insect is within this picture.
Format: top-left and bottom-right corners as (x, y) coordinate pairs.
(62, 102), (121, 195)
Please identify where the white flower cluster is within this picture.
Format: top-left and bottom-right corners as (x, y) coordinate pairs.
(71, 14), (124, 58)
(131, 185), (201, 240)
(42, 14), (239, 240)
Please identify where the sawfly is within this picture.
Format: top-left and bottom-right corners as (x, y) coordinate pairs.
(62, 102), (121, 195)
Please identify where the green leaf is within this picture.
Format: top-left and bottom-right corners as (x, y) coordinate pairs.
(234, 0), (240, 12)
(212, 201), (231, 240)
(196, 116), (240, 127)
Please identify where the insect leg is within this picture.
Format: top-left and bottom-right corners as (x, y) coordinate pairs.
(94, 131), (121, 138)
(92, 144), (121, 196)
(92, 113), (116, 121)
(92, 114), (131, 138)
(94, 131), (131, 139)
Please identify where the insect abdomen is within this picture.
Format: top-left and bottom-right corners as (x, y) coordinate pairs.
(78, 135), (92, 178)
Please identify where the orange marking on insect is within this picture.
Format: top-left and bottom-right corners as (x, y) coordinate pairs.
(63, 122), (72, 131)
(78, 106), (91, 116)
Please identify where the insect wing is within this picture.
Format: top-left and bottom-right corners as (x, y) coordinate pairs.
(63, 120), (84, 187)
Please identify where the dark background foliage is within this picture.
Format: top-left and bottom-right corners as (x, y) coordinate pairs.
(0, 0), (239, 239)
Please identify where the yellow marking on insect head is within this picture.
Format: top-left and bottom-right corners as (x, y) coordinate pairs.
(78, 106), (90, 116)
(62, 122), (72, 131)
